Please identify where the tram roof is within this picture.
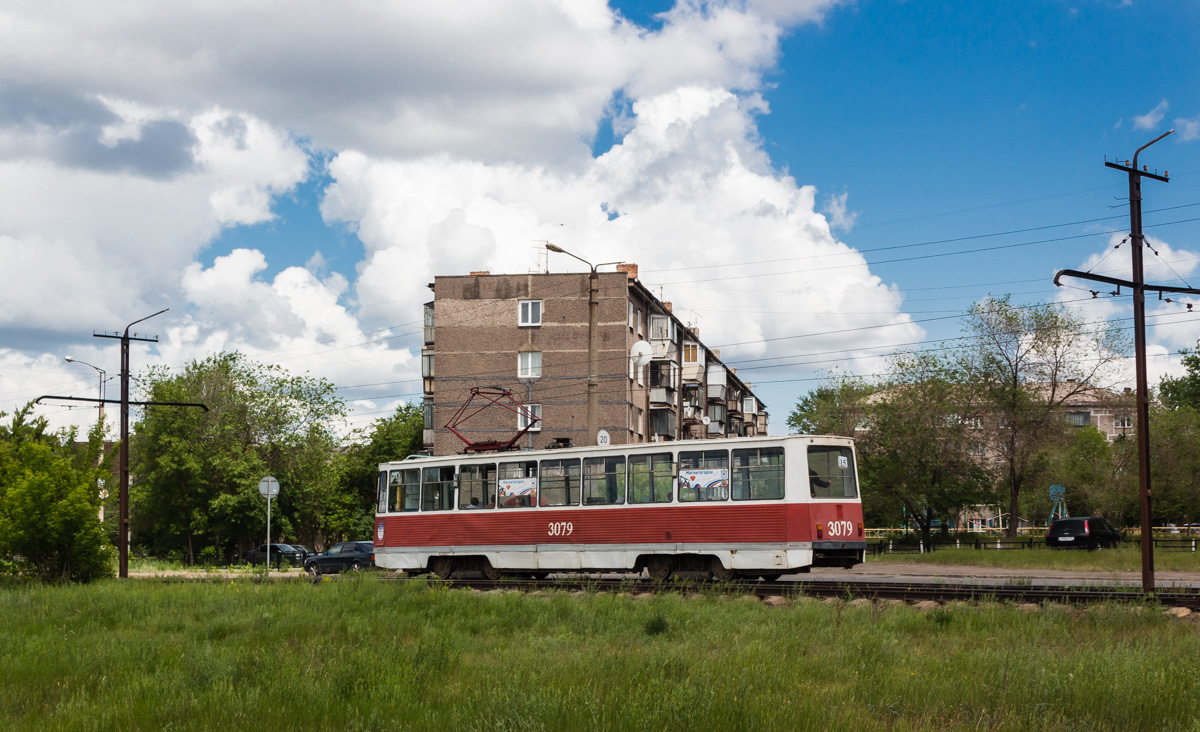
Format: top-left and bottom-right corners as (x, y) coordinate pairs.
(379, 433), (855, 468)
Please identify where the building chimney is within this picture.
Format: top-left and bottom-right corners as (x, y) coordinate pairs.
(616, 263), (638, 280)
(686, 326), (699, 338)
(469, 270), (490, 276)
(663, 301), (672, 312)
(712, 349), (720, 361)
(729, 367), (737, 375)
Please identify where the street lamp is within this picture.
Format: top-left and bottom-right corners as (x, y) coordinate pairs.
(545, 243), (622, 446)
(65, 356), (106, 429)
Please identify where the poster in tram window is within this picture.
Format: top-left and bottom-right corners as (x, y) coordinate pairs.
(679, 469), (729, 501)
(498, 477), (537, 500)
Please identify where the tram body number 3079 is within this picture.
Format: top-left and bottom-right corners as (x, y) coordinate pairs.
(548, 522), (574, 537)
(825, 521), (854, 537)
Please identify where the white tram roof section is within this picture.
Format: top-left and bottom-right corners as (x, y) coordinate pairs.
(378, 434), (855, 468)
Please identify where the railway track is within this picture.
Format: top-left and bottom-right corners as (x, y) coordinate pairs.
(367, 574), (1200, 609)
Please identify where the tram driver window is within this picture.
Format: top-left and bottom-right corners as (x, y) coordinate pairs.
(628, 453), (673, 503)
(498, 460), (538, 508)
(459, 463), (495, 509)
(422, 466), (456, 511)
(677, 450), (730, 502)
(539, 458), (580, 506)
(378, 471), (389, 514)
(732, 447), (785, 500)
(583, 456), (626, 505)
(807, 446), (857, 499)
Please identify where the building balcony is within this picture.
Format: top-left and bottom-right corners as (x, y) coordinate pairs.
(706, 420), (725, 436)
(650, 386), (677, 407)
(681, 404), (703, 424)
(707, 384), (727, 402)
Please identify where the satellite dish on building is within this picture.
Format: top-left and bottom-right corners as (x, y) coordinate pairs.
(631, 340), (653, 367)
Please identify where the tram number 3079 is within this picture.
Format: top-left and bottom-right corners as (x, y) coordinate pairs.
(825, 520), (854, 537)
(548, 522), (574, 537)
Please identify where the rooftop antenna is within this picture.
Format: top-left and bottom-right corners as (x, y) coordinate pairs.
(531, 241), (550, 273)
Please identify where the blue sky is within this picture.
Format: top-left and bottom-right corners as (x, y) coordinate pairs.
(1, 0), (1197, 435)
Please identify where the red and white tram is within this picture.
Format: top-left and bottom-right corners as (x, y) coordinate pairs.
(374, 434), (865, 580)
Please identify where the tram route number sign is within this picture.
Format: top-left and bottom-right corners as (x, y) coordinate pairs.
(596, 429), (610, 446)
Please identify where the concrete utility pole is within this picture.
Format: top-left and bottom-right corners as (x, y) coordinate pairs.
(545, 244), (622, 446)
(1054, 129), (1193, 594)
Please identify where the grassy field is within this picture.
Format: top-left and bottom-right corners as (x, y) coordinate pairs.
(2, 577), (1199, 730)
(868, 545), (1200, 573)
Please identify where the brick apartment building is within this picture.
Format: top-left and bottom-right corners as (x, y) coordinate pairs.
(421, 265), (767, 455)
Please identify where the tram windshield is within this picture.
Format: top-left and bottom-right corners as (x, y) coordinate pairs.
(807, 445), (857, 498)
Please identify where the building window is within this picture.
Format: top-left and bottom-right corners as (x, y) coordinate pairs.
(518, 351), (542, 378)
(637, 309), (643, 336)
(628, 301), (634, 329)
(968, 443), (987, 457)
(743, 396), (756, 414)
(683, 343), (698, 364)
(422, 402), (433, 429)
(519, 300), (542, 327)
(519, 404), (542, 431)
(1115, 415), (1133, 430)
(423, 302), (435, 344)
(1066, 411), (1090, 427)
(421, 353), (434, 378)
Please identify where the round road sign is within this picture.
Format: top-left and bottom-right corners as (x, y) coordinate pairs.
(258, 476), (280, 498)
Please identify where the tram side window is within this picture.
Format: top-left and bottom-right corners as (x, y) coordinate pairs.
(422, 466), (456, 511)
(629, 453), (673, 503)
(807, 446), (858, 499)
(732, 448), (785, 500)
(459, 463), (495, 509)
(678, 449), (730, 502)
(378, 471), (389, 514)
(583, 456), (626, 505)
(498, 460), (538, 508)
(539, 458), (580, 507)
(393, 468), (420, 512)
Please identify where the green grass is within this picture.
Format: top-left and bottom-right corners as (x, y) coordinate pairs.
(2, 577), (1199, 730)
(869, 545), (1200, 572)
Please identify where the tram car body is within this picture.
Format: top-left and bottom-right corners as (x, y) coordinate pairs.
(374, 434), (865, 580)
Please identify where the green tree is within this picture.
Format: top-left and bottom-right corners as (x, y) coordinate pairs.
(787, 377), (876, 437)
(331, 403), (425, 538)
(857, 354), (992, 543)
(961, 296), (1127, 536)
(1158, 346), (1200, 410)
(0, 406), (114, 583)
(131, 352), (345, 561)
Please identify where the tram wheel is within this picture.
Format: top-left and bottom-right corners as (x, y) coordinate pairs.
(759, 574), (782, 582)
(528, 572), (550, 580)
(429, 557), (454, 579)
(646, 556), (673, 582)
(710, 558), (736, 582)
(482, 561), (503, 580)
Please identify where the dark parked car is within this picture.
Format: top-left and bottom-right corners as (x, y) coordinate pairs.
(1046, 517), (1122, 550)
(304, 541), (376, 576)
(289, 545), (314, 562)
(244, 543), (306, 567)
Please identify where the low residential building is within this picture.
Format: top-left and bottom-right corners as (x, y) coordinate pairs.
(421, 265), (767, 455)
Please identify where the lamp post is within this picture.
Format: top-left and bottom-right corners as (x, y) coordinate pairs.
(544, 244), (622, 446)
(65, 356), (106, 429)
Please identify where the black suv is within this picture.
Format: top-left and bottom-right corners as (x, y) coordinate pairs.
(1046, 517), (1122, 550)
(303, 541), (376, 576)
(244, 543), (306, 567)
